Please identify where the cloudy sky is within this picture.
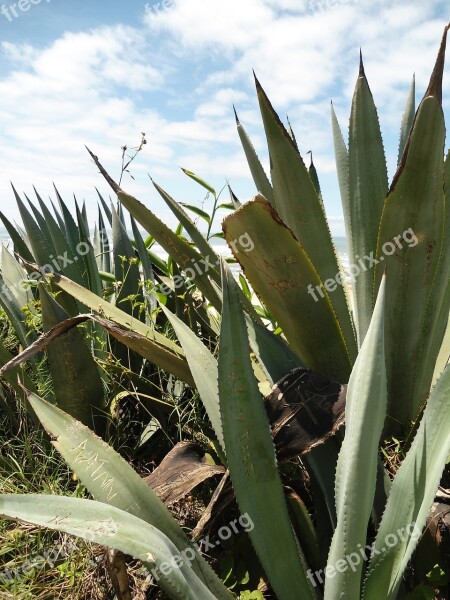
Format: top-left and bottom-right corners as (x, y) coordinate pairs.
(0, 0), (449, 235)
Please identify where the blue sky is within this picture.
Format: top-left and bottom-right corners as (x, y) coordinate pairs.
(0, 0), (449, 235)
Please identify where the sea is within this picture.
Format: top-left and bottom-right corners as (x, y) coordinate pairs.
(0, 227), (349, 275)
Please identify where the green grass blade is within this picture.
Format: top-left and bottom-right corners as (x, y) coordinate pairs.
(218, 260), (317, 600)
(324, 276), (387, 600)
(348, 55), (388, 345)
(363, 364), (450, 600)
(181, 167), (216, 195)
(26, 393), (231, 600)
(0, 494), (219, 600)
(223, 195), (352, 382)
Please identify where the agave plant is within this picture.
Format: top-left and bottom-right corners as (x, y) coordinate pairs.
(1, 23), (450, 600)
(0, 180), (228, 434)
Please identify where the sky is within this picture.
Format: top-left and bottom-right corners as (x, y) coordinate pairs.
(0, 0), (449, 236)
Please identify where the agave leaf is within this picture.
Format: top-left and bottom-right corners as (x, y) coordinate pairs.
(243, 307), (339, 543)
(12, 189), (79, 316)
(0, 211), (34, 263)
(218, 260), (317, 600)
(307, 152), (322, 202)
(348, 54), (389, 345)
(324, 277), (387, 600)
(0, 276), (32, 349)
(255, 78), (356, 360)
(398, 74), (416, 165)
(54, 186), (81, 255)
(331, 103), (353, 270)
(0, 340), (36, 403)
(415, 145), (450, 397)
(434, 284), (450, 383)
(75, 211), (103, 299)
(51, 272), (194, 385)
(117, 188), (222, 310)
(26, 193), (56, 254)
(286, 115), (299, 151)
(0, 311), (195, 388)
(111, 202), (144, 319)
(49, 271), (180, 350)
(287, 488), (321, 573)
(1, 242), (34, 309)
(97, 208), (112, 274)
(32, 192), (89, 289)
(159, 304), (224, 451)
(0, 246), (35, 347)
(96, 188), (113, 226)
(374, 26), (449, 431)
(86, 148), (223, 310)
(244, 314), (301, 385)
(26, 393), (231, 600)
(0, 494), (220, 600)
(153, 180), (261, 323)
(39, 285), (105, 431)
(223, 195), (352, 382)
(49, 197), (67, 233)
(363, 364), (450, 600)
(13, 187), (56, 269)
(130, 214), (157, 316)
(234, 107), (274, 205)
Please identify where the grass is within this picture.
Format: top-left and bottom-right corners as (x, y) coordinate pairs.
(0, 394), (102, 599)
(0, 307), (216, 599)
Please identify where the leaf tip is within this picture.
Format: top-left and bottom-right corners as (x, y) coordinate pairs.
(359, 49), (365, 77)
(233, 104), (240, 125)
(423, 23), (450, 104)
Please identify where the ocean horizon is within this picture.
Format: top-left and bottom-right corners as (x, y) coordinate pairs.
(0, 227), (349, 270)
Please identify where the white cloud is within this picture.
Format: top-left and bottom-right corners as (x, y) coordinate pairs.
(0, 0), (448, 237)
